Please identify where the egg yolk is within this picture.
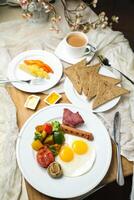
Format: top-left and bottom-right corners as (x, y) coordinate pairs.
(59, 146), (74, 162)
(72, 140), (88, 155)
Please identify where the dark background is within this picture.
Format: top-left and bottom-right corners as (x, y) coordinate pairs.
(84, 175), (132, 200)
(84, 0), (134, 51)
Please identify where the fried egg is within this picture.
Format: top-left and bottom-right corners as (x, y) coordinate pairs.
(56, 134), (96, 177)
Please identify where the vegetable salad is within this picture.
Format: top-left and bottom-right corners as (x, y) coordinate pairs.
(31, 120), (65, 178)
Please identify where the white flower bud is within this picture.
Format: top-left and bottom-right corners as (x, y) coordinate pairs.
(105, 16), (108, 21)
(99, 11), (106, 17)
(104, 21), (108, 25)
(58, 16), (62, 20)
(101, 23), (106, 28)
(100, 17), (105, 22)
(115, 16), (119, 22)
(45, 9), (50, 13)
(93, 0), (98, 4)
(92, 23), (96, 29)
(51, 17), (56, 22)
(76, 18), (81, 24)
(44, 4), (49, 9)
(79, 2), (85, 10)
(93, 3), (97, 8)
(111, 15), (119, 23)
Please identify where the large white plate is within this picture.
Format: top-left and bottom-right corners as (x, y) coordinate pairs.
(64, 67), (120, 112)
(7, 50), (63, 93)
(16, 103), (112, 199)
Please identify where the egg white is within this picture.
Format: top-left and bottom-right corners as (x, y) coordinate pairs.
(55, 134), (96, 177)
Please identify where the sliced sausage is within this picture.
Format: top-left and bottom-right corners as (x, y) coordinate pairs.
(61, 124), (94, 141)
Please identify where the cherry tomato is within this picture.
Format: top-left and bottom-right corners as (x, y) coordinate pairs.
(43, 123), (53, 134)
(37, 146), (54, 168)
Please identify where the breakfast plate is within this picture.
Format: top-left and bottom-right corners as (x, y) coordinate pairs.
(55, 38), (95, 64)
(7, 50), (63, 93)
(64, 67), (121, 113)
(16, 103), (112, 199)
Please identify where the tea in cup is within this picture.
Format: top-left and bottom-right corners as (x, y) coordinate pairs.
(64, 32), (93, 58)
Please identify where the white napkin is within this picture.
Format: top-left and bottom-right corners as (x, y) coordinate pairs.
(0, 87), (28, 200)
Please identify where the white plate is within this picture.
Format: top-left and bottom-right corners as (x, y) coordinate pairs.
(64, 67), (121, 113)
(55, 39), (95, 64)
(7, 50), (63, 93)
(16, 103), (112, 199)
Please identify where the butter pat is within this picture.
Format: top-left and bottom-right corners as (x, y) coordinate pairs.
(44, 91), (61, 105)
(24, 95), (40, 110)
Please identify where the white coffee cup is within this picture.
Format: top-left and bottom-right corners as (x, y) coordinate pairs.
(64, 31), (95, 58)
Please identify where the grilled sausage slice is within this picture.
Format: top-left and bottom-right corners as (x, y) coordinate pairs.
(61, 124), (94, 141)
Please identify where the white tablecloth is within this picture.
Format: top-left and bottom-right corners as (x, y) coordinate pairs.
(0, 1), (134, 200)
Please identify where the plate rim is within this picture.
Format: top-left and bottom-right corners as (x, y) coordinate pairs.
(7, 50), (63, 93)
(16, 103), (112, 198)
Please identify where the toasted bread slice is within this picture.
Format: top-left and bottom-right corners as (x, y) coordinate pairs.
(86, 72), (100, 99)
(64, 59), (87, 73)
(65, 61), (101, 95)
(92, 80), (129, 109)
(65, 67), (82, 94)
(99, 74), (121, 85)
(86, 74), (121, 100)
(64, 59), (87, 94)
(76, 63), (101, 97)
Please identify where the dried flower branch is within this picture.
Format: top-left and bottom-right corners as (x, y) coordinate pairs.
(20, 0), (119, 33)
(61, 0), (119, 33)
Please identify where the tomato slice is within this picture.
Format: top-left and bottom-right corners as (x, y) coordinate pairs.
(43, 123), (53, 134)
(37, 146), (55, 168)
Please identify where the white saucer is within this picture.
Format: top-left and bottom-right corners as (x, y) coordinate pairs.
(55, 39), (94, 64)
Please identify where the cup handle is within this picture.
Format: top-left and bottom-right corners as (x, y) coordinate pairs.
(84, 44), (96, 56)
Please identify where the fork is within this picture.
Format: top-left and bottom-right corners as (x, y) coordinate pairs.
(86, 46), (134, 85)
(0, 79), (31, 84)
(0, 78), (44, 85)
(98, 55), (134, 84)
(87, 54), (134, 85)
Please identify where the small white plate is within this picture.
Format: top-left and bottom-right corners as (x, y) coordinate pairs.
(55, 39), (94, 64)
(64, 67), (121, 113)
(16, 103), (112, 199)
(7, 50), (63, 93)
